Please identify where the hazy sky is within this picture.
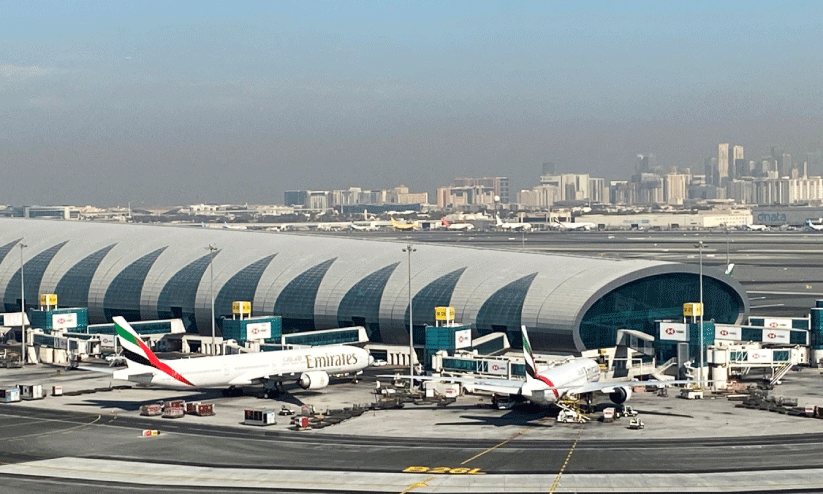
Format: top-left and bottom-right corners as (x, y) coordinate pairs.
(2, 1), (822, 206)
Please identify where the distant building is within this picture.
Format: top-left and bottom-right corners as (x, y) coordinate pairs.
(588, 177), (608, 204)
(718, 143), (730, 186)
(284, 190), (308, 207)
(732, 145), (745, 178)
(0, 205), (79, 220)
(451, 177), (510, 204)
(436, 185), (495, 209)
(517, 184), (561, 208)
(386, 185), (427, 205)
(728, 179), (756, 204)
(540, 173), (592, 202)
(664, 174), (688, 205)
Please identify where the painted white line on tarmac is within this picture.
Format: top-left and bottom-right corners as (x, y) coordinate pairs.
(2, 457), (823, 492)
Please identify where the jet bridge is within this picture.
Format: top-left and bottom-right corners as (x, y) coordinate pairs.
(708, 342), (805, 389)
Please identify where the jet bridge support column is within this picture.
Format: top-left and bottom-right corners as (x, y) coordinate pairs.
(810, 301), (823, 367)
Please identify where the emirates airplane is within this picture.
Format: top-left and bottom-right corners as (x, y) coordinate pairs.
(392, 326), (698, 407)
(109, 316), (372, 397)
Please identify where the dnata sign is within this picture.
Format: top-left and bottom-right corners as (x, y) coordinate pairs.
(757, 212), (787, 224)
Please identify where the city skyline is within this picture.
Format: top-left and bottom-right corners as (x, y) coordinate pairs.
(2, 1), (822, 206)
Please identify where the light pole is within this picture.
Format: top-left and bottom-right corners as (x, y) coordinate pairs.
(207, 244), (218, 355)
(403, 244), (416, 383)
(725, 225), (730, 267)
(697, 240), (704, 385)
(19, 242), (27, 365)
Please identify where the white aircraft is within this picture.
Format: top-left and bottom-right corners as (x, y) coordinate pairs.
(391, 326), (697, 407)
(806, 219), (823, 232)
(222, 222), (248, 230)
(495, 214), (532, 232)
(317, 222), (350, 231)
(743, 224), (769, 231)
(109, 317), (371, 397)
(552, 220), (596, 231)
(441, 218), (475, 231)
(348, 222), (379, 231)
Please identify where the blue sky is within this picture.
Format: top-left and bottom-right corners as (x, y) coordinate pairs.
(1, 1), (822, 205)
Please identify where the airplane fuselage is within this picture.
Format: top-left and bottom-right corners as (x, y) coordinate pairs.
(113, 345), (371, 389)
(521, 359), (602, 405)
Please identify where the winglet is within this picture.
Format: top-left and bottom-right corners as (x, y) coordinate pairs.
(521, 325), (538, 383)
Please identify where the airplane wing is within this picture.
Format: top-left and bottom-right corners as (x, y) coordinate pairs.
(74, 365), (117, 374)
(228, 370), (277, 386)
(381, 374), (524, 396)
(564, 379), (706, 395)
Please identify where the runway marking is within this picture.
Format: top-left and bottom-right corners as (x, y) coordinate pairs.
(6, 415), (101, 441)
(399, 476), (434, 493)
(549, 426), (583, 493)
(0, 418), (54, 429)
(459, 427), (530, 465)
(402, 466), (484, 475)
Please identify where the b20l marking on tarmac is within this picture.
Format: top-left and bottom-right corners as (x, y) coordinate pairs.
(403, 466), (485, 475)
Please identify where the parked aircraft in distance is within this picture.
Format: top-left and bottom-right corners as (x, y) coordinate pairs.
(317, 222), (350, 231)
(495, 214), (532, 231)
(387, 326), (698, 407)
(442, 218), (475, 231)
(222, 222), (248, 230)
(107, 317), (371, 397)
(552, 220), (596, 231)
(806, 219), (823, 231)
(743, 224), (769, 231)
(348, 222), (379, 231)
(391, 218), (417, 231)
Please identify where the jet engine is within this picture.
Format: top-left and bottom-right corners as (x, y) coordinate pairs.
(608, 386), (632, 404)
(297, 371), (330, 390)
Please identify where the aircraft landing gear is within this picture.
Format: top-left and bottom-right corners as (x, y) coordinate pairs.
(222, 386), (243, 397)
(262, 381), (284, 399)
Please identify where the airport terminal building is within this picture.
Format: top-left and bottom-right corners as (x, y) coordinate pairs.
(0, 219), (748, 353)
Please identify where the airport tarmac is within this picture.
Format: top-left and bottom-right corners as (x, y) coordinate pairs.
(3, 363), (823, 492)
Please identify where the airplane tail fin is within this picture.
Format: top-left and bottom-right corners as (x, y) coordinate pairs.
(495, 214), (503, 226)
(725, 263), (735, 276)
(113, 316), (156, 369)
(113, 316), (194, 386)
(521, 325), (539, 383)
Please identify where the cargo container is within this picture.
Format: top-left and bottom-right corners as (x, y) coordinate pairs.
(163, 407), (184, 419)
(244, 408), (276, 426)
(18, 384), (44, 400)
(140, 404), (163, 416)
(1, 388), (20, 402)
(603, 407), (615, 423)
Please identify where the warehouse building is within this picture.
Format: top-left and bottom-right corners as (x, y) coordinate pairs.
(0, 219), (748, 353)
